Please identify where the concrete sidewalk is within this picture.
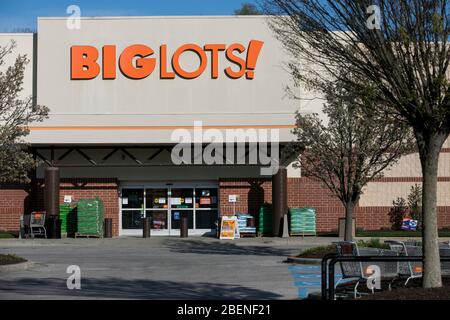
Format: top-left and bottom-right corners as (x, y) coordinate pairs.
(0, 235), (340, 247)
(0, 236), (337, 300)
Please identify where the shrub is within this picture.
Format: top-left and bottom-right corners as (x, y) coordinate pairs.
(357, 238), (389, 249)
(297, 245), (336, 258)
(0, 232), (15, 239)
(407, 184), (422, 228)
(388, 197), (408, 230)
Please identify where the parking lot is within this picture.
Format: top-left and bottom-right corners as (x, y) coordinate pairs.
(0, 236), (331, 300)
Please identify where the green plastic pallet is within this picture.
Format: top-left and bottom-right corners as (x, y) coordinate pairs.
(289, 207), (317, 236)
(60, 204), (77, 235)
(76, 198), (104, 237)
(258, 204), (273, 236)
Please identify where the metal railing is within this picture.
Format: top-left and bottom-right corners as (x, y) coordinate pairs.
(321, 254), (450, 300)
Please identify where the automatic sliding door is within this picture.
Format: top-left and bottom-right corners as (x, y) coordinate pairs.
(145, 188), (169, 233)
(170, 188), (194, 231)
(170, 211), (194, 229)
(121, 184), (218, 235)
(146, 211), (168, 230)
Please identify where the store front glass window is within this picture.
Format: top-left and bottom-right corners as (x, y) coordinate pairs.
(122, 210), (144, 229)
(195, 210), (217, 229)
(170, 189), (194, 209)
(146, 210), (168, 230)
(121, 189), (143, 209)
(170, 210), (194, 229)
(195, 188), (218, 209)
(146, 189), (169, 209)
(121, 186), (218, 232)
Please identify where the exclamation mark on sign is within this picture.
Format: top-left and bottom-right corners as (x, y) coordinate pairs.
(246, 40), (264, 79)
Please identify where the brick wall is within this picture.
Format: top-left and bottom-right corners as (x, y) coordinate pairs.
(0, 186), (30, 234)
(219, 178), (272, 216)
(61, 179), (119, 236)
(0, 178), (120, 236)
(219, 177), (450, 232)
(2, 176), (450, 235)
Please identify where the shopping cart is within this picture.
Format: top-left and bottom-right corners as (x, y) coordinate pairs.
(23, 211), (47, 239)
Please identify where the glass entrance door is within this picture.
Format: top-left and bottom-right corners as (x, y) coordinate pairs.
(170, 188), (194, 235)
(145, 188), (169, 234)
(120, 187), (170, 236)
(120, 184), (218, 236)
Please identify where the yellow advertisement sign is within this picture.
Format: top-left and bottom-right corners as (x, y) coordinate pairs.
(219, 216), (238, 240)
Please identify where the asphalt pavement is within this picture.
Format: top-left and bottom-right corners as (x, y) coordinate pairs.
(0, 236), (337, 299)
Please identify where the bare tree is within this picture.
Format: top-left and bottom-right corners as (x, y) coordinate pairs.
(294, 79), (413, 241)
(0, 41), (48, 183)
(234, 3), (262, 15)
(264, 0), (450, 288)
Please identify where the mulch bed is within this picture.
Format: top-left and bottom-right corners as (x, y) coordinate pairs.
(0, 254), (27, 266)
(297, 245), (337, 259)
(300, 249), (336, 259)
(361, 277), (450, 300)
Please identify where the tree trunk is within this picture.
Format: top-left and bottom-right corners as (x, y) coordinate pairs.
(416, 131), (446, 288)
(344, 202), (354, 241)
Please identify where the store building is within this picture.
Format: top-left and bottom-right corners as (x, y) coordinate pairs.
(0, 16), (449, 236)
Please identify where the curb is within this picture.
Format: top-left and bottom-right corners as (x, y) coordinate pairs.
(285, 256), (322, 265)
(0, 260), (34, 272)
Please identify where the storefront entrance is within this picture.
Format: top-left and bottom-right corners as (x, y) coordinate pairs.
(119, 183), (218, 236)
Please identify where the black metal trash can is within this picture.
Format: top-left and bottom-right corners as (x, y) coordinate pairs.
(104, 218), (113, 238)
(143, 217), (151, 238)
(46, 216), (62, 239)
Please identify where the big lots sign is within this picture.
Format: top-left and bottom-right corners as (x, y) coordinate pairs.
(70, 40), (264, 80)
